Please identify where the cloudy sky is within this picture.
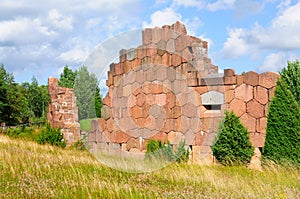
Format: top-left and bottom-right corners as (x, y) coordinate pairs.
(1, 0), (300, 87)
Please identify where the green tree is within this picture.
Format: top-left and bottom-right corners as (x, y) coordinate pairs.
(263, 78), (300, 164)
(94, 86), (102, 118)
(0, 64), (29, 125)
(212, 111), (254, 166)
(74, 66), (98, 120)
(22, 77), (49, 119)
(0, 64), (10, 122)
(58, 65), (77, 88)
(280, 60), (300, 105)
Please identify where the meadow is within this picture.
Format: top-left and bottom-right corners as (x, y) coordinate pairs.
(0, 134), (299, 199)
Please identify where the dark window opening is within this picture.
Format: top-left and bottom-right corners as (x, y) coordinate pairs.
(204, 104), (221, 111)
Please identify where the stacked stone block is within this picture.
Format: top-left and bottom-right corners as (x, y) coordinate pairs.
(88, 22), (280, 164)
(47, 77), (80, 146)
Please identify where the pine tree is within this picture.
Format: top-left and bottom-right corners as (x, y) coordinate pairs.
(280, 60), (300, 105)
(74, 66), (98, 120)
(58, 65), (77, 88)
(212, 111), (254, 166)
(263, 79), (300, 164)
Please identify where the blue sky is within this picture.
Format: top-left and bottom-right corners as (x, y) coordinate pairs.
(0, 0), (300, 88)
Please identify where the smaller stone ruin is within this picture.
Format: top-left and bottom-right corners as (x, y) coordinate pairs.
(47, 77), (80, 146)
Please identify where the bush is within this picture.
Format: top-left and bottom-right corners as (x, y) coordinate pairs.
(37, 124), (66, 148)
(263, 79), (300, 165)
(212, 111), (254, 166)
(3, 125), (40, 141)
(145, 140), (189, 163)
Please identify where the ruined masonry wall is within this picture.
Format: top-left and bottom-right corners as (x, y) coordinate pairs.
(87, 22), (279, 164)
(47, 77), (80, 146)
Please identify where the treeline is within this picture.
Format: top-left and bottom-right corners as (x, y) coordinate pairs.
(0, 64), (102, 126)
(0, 64), (49, 125)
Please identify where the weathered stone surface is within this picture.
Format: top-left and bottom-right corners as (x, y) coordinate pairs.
(171, 54), (182, 67)
(101, 105), (111, 120)
(250, 133), (265, 147)
(166, 39), (176, 53)
(247, 99), (264, 118)
(236, 75), (244, 86)
(229, 99), (246, 117)
(176, 35), (191, 52)
(235, 84), (253, 102)
(162, 53), (171, 66)
(193, 131), (205, 146)
(259, 72), (280, 89)
(243, 71), (259, 86)
(268, 86), (276, 101)
(254, 86), (268, 105)
(127, 48), (137, 61)
(110, 131), (131, 143)
(224, 69), (235, 77)
(182, 103), (198, 118)
(172, 21), (187, 35)
(167, 131), (184, 145)
(195, 86), (208, 95)
(240, 113), (256, 132)
(224, 76), (236, 85)
(225, 89), (234, 103)
(142, 28), (152, 45)
(249, 148), (262, 171)
(150, 132), (168, 142)
(257, 117), (267, 134)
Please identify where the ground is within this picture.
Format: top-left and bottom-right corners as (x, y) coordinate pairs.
(0, 134), (299, 198)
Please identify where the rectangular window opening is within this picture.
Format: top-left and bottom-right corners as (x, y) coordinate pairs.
(204, 104), (221, 111)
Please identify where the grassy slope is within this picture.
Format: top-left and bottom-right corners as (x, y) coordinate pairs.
(0, 135), (299, 199)
(79, 118), (97, 131)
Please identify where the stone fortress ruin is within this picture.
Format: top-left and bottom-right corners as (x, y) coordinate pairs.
(48, 22), (279, 164)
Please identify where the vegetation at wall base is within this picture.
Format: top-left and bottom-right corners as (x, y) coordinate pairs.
(212, 111), (254, 166)
(37, 124), (66, 148)
(1, 135), (299, 198)
(145, 140), (189, 163)
(2, 123), (66, 148)
(263, 78), (300, 165)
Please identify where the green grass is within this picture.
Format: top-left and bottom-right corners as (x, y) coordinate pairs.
(0, 134), (299, 198)
(79, 118), (97, 131)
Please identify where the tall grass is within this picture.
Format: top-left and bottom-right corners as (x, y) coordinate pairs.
(0, 134), (299, 198)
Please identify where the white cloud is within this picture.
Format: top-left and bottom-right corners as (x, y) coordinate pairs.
(222, 28), (252, 58)
(58, 46), (89, 63)
(259, 52), (287, 72)
(171, 0), (204, 9)
(207, 0), (235, 11)
(0, 0), (141, 84)
(259, 52), (298, 72)
(142, 8), (182, 28)
(222, 2), (300, 59)
(47, 9), (73, 31)
(183, 17), (204, 35)
(0, 17), (56, 45)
